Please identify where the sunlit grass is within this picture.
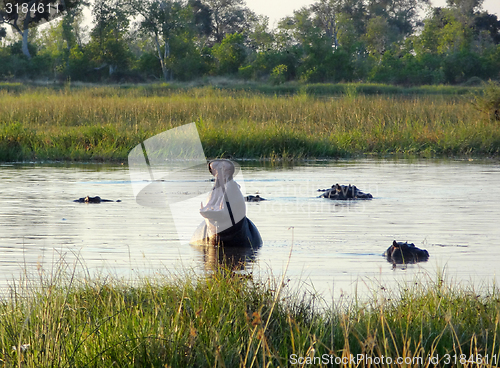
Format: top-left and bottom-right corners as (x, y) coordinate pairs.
(0, 85), (498, 162)
(1, 260), (499, 367)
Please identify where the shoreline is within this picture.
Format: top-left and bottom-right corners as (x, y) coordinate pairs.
(2, 154), (500, 166)
(1, 265), (499, 367)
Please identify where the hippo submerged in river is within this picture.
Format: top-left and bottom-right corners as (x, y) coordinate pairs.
(385, 241), (429, 264)
(245, 195), (267, 202)
(318, 184), (373, 200)
(190, 160), (262, 248)
(74, 196), (121, 203)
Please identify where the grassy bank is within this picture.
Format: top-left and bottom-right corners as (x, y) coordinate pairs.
(0, 85), (499, 162)
(0, 81), (482, 97)
(1, 265), (499, 367)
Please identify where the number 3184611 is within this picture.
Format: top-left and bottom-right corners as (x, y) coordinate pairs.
(5, 2), (60, 14)
(443, 354), (498, 365)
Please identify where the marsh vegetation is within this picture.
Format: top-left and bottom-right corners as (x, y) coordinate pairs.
(1, 262), (499, 367)
(1, 84), (499, 162)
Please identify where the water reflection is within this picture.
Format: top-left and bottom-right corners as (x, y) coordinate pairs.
(192, 244), (262, 272)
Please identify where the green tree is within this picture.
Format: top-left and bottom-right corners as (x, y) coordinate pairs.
(36, 20), (67, 78)
(0, 0), (82, 59)
(474, 12), (500, 46)
(366, 0), (428, 37)
(67, 44), (91, 80)
(203, 0), (251, 43)
(60, 1), (89, 54)
(446, 0), (483, 19)
(132, 0), (185, 80)
(311, 0), (343, 49)
(132, 0), (209, 81)
(238, 14), (276, 79)
(246, 14), (273, 53)
(188, 0), (212, 38)
(88, 0), (132, 76)
(364, 15), (393, 56)
(212, 32), (245, 74)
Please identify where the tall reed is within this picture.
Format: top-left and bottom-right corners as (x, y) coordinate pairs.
(0, 86), (497, 161)
(1, 260), (499, 367)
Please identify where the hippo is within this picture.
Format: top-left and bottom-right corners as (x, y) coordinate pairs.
(245, 195), (267, 202)
(74, 196), (121, 203)
(191, 160), (262, 248)
(385, 241), (429, 264)
(318, 184), (373, 200)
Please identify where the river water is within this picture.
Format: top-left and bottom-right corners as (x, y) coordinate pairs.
(1, 159), (499, 302)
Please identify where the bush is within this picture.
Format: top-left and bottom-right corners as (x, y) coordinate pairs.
(137, 52), (162, 80)
(67, 46), (93, 81)
(212, 33), (246, 75)
(238, 64), (254, 80)
(473, 80), (500, 121)
(270, 64), (287, 85)
(442, 51), (485, 84)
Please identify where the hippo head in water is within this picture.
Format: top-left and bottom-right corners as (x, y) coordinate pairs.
(385, 241), (429, 264)
(191, 160), (262, 248)
(74, 196), (120, 203)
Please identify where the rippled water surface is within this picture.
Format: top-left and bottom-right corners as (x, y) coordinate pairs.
(1, 159), (500, 300)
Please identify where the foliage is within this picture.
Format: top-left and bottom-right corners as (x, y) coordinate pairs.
(0, 85), (498, 162)
(473, 80), (500, 121)
(86, 0), (133, 77)
(0, 0), (83, 59)
(270, 64), (287, 85)
(212, 33), (246, 75)
(1, 0), (499, 84)
(203, 0), (251, 43)
(136, 51), (162, 80)
(0, 260), (499, 367)
(67, 45), (92, 81)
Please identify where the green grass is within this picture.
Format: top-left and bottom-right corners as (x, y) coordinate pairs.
(1, 260), (499, 367)
(0, 84), (498, 162)
(0, 81), (481, 97)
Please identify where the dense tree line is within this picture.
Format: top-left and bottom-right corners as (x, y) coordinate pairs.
(0, 0), (499, 84)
